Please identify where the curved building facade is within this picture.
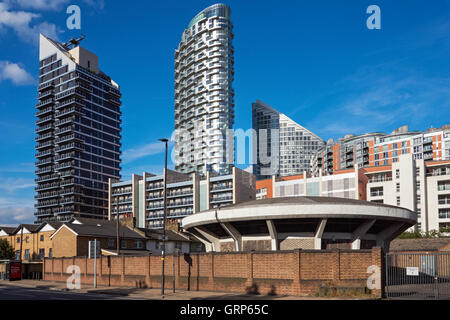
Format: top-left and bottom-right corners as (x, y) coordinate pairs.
(182, 196), (416, 252)
(174, 4), (235, 176)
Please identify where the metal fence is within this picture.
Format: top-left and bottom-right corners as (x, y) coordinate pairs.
(385, 252), (450, 300)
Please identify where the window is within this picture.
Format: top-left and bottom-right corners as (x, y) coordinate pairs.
(25, 236), (29, 243)
(40, 235), (44, 242)
(396, 196), (401, 206)
(396, 183), (400, 192)
(24, 249), (30, 260)
(417, 194), (421, 204)
(136, 240), (143, 249)
(48, 248), (53, 258)
(121, 240), (127, 249)
(396, 169), (400, 179)
(15, 250), (20, 260)
(108, 238), (115, 249)
(416, 181), (421, 189)
(38, 249), (45, 259)
(416, 167), (420, 176)
(16, 237), (20, 243)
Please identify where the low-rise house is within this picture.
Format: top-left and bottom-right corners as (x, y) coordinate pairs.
(50, 217), (148, 258)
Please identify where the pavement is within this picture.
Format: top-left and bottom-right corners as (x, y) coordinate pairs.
(0, 279), (373, 300)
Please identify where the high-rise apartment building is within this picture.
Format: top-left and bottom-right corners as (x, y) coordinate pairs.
(252, 100), (325, 179)
(35, 34), (122, 223)
(109, 167), (255, 230)
(174, 4), (235, 176)
(365, 154), (450, 233)
(312, 125), (450, 176)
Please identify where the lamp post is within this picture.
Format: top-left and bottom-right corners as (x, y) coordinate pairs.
(159, 138), (168, 297)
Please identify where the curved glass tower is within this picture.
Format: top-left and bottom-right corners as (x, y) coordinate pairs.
(174, 3), (235, 176)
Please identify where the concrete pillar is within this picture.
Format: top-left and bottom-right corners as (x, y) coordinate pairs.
(266, 219), (278, 251)
(314, 219), (327, 249)
(220, 222), (242, 251)
(376, 222), (405, 250)
(351, 219), (376, 249)
(193, 227), (220, 252)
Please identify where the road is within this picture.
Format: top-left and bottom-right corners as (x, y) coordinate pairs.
(0, 284), (142, 300)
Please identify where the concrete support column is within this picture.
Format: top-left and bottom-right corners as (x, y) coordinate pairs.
(266, 219), (278, 251)
(193, 227), (220, 252)
(314, 219), (327, 250)
(376, 222), (405, 250)
(220, 222), (242, 251)
(351, 219), (376, 249)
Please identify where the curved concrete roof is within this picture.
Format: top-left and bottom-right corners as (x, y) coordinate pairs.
(182, 196), (417, 230)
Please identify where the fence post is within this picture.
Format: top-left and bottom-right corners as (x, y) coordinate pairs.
(292, 249), (302, 296)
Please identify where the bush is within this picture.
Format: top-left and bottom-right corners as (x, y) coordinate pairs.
(0, 239), (14, 260)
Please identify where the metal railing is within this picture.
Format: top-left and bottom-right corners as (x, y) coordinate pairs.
(385, 252), (450, 300)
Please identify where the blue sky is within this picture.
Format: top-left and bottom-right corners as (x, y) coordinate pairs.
(0, 0), (450, 225)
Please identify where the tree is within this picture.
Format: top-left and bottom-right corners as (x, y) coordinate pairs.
(0, 239), (14, 260)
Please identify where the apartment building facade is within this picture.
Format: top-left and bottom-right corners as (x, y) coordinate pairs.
(256, 165), (368, 201)
(174, 4), (235, 176)
(109, 167), (256, 230)
(35, 34), (122, 223)
(312, 125), (450, 176)
(252, 100), (324, 180)
(366, 154), (450, 233)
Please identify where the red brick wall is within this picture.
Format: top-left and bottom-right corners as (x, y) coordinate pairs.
(43, 248), (384, 297)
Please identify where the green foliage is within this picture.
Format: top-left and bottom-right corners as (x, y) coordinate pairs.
(0, 239), (14, 260)
(397, 229), (449, 239)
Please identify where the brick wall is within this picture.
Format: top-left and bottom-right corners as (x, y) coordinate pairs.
(43, 247), (384, 297)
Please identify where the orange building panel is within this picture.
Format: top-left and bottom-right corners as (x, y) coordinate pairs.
(256, 179), (273, 199)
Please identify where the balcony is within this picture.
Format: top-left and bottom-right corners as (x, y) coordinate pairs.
(36, 132), (53, 142)
(370, 190), (384, 197)
(36, 141), (53, 150)
(55, 143), (83, 153)
(36, 115), (53, 125)
(36, 158), (52, 167)
(38, 81), (54, 91)
(54, 152), (77, 161)
(55, 133), (83, 144)
(56, 98), (84, 110)
(210, 196), (232, 203)
(36, 98), (54, 108)
(36, 107), (53, 117)
(55, 116), (76, 127)
(55, 106), (83, 118)
(35, 124), (53, 133)
(37, 89), (54, 100)
(36, 149), (53, 158)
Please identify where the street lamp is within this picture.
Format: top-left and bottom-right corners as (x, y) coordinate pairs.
(159, 138), (168, 297)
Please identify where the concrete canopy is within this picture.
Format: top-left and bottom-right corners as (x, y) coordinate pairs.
(181, 196), (417, 252)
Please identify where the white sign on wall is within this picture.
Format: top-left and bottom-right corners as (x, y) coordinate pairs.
(406, 267), (419, 276)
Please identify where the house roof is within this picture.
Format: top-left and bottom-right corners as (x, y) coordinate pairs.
(390, 238), (450, 251)
(53, 220), (146, 240)
(13, 224), (41, 234)
(137, 228), (192, 242)
(0, 226), (17, 235)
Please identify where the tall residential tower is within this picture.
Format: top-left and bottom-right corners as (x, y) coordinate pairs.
(35, 34), (122, 223)
(252, 100), (325, 179)
(174, 4), (235, 176)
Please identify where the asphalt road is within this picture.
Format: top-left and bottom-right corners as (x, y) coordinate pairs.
(0, 285), (140, 300)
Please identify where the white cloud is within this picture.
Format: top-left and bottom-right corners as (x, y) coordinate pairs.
(0, 177), (34, 193)
(0, 206), (34, 224)
(122, 141), (170, 164)
(8, 0), (70, 11)
(0, 2), (60, 44)
(0, 60), (34, 85)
